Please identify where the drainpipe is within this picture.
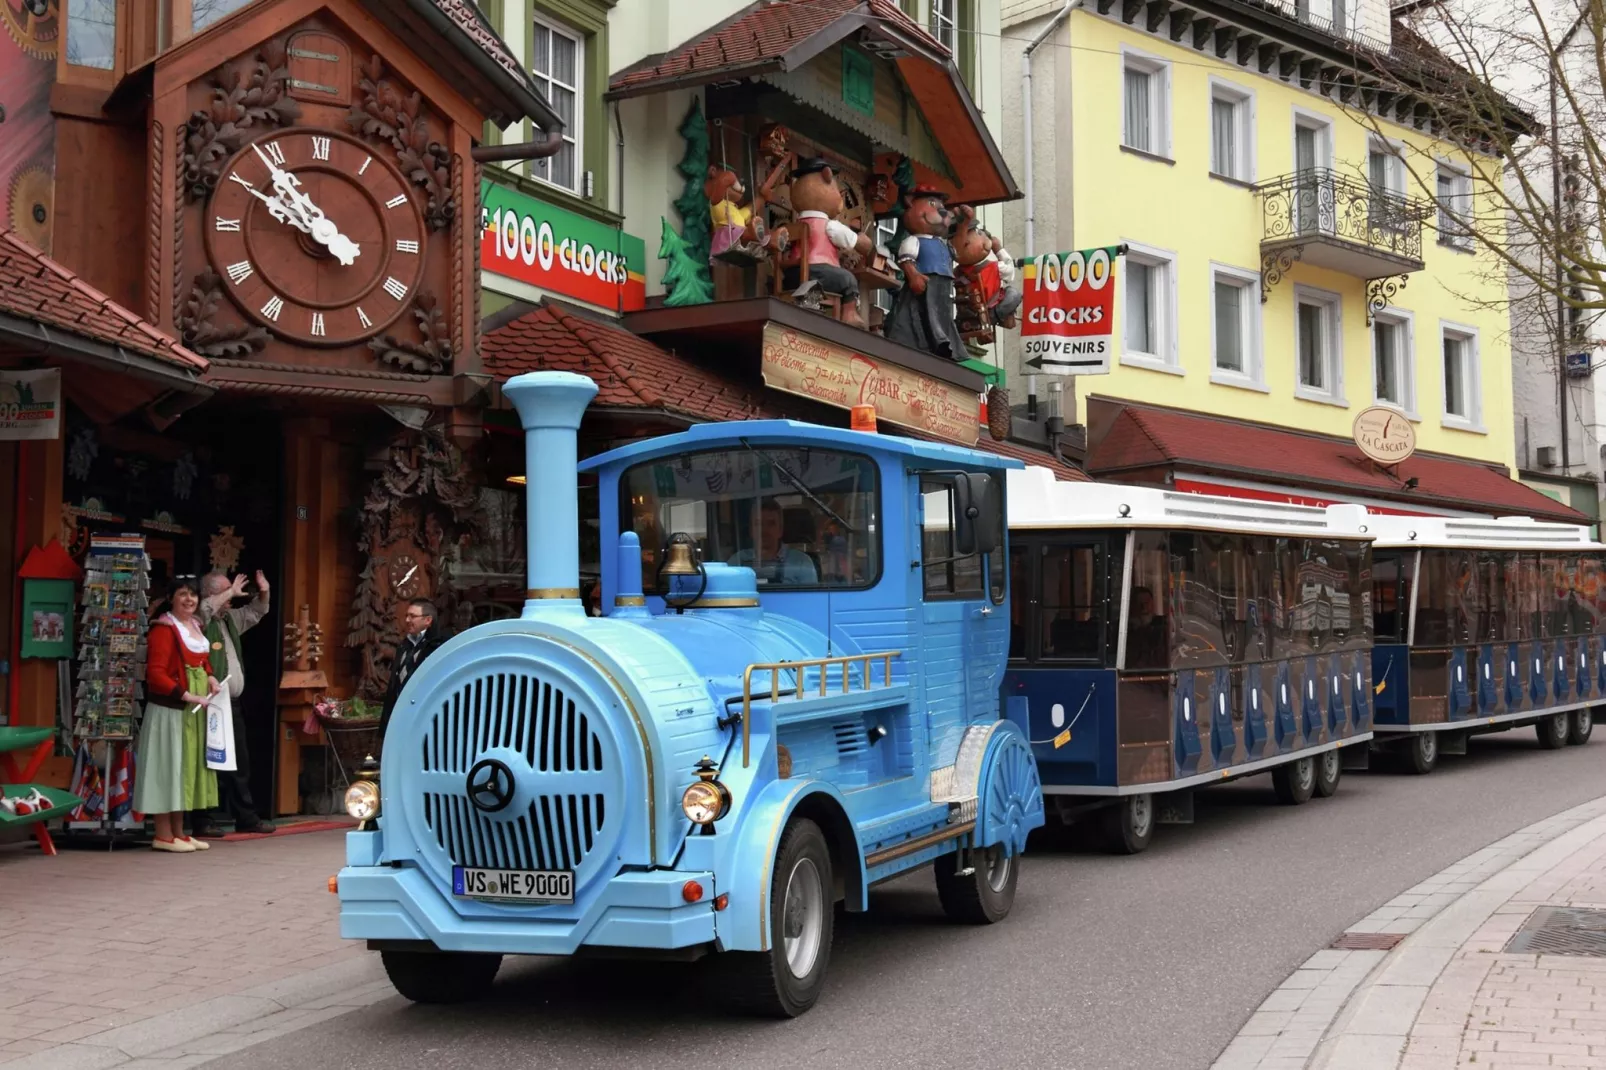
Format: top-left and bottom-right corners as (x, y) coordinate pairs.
(1023, 0), (1080, 258)
(471, 130), (565, 163)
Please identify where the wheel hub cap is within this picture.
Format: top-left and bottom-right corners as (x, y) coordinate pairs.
(781, 858), (823, 977)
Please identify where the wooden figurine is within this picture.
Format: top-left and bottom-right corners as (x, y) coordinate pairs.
(951, 205), (1023, 335)
(706, 166), (767, 265)
(783, 158), (873, 327)
(885, 186), (965, 360)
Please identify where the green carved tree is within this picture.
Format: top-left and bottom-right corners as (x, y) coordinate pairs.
(659, 217), (715, 307)
(660, 97), (713, 307)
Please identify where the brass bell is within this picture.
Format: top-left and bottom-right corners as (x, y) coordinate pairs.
(662, 536), (700, 576)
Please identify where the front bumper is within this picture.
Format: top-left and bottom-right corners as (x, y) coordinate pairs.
(337, 831), (717, 955)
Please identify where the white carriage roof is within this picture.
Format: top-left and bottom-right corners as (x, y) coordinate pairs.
(1363, 512), (1605, 551)
(1006, 468), (1372, 540)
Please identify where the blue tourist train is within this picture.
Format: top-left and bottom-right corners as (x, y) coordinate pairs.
(1001, 470), (1376, 852)
(1365, 513), (1606, 773)
(335, 371), (1044, 1017)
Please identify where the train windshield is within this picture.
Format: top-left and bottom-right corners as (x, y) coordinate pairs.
(621, 445), (880, 591)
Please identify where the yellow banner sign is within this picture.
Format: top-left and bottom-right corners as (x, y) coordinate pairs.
(759, 324), (979, 446)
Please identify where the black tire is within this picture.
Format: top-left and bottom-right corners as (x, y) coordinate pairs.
(1569, 710), (1595, 746)
(1313, 748), (1342, 798)
(1406, 731), (1439, 775)
(1537, 711), (1571, 749)
(934, 843), (1018, 924)
(1099, 793), (1155, 855)
(380, 949), (501, 1004)
(1272, 756), (1316, 804)
(726, 817), (834, 1018)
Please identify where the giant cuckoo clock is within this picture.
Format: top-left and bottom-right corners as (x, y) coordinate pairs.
(144, 2), (559, 387)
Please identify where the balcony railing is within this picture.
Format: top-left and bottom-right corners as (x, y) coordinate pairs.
(1257, 169), (1433, 264)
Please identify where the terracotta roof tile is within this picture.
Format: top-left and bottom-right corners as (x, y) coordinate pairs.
(1088, 402), (1585, 523)
(483, 302), (776, 422)
(611, 0), (947, 95)
(0, 231), (207, 373)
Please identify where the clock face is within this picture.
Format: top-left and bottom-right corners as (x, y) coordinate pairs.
(389, 551), (422, 598)
(204, 127), (428, 346)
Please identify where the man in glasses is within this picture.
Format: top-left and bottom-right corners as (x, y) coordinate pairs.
(381, 598), (447, 738)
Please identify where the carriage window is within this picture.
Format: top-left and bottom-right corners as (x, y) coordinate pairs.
(1373, 552), (1412, 644)
(1040, 542), (1105, 662)
(621, 447), (879, 591)
(1125, 531), (1169, 670)
(920, 476), (1004, 603)
(1009, 544), (1029, 660)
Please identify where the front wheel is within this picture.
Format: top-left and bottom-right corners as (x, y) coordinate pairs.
(380, 950), (501, 1004)
(1537, 712), (1571, 750)
(727, 817), (834, 1018)
(1099, 793), (1154, 855)
(1272, 757), (1315, 804)
(1567, 710), (1594, 746)
(1313, 749), (1342, 798)
(1406, 731), (1438, 775)
(934, 843), (1018, 924)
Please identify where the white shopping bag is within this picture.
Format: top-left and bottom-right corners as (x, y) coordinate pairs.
(205, 688), (237, 771)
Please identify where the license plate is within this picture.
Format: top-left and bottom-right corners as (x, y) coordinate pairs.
(452, 866), (574, 903)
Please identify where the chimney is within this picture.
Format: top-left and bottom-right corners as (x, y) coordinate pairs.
(501, 371), (599, 617)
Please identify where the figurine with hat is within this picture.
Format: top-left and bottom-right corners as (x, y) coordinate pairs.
(785, 156), (873, 326)
(885, 185), (966, 360)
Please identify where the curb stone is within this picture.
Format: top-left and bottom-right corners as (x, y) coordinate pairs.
(1210, 794), (1606, 1070)
(3, 957), (390, 1070)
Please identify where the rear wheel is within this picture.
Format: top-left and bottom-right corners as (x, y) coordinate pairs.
(1406, 731), (1439, 775)
(1569, 710), (1595, 745)
(1099, 793), (1154, 855)
(934, 843), (1018, 924)
(380, 950), (501, 1004)
(1537, 712), (1571, 750)
(727, 817), (834, 1018)
(1272, 757), (1315, 804)
(1313, 749), (1342, 798)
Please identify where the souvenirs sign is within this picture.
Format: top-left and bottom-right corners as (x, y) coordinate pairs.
(480, 179), (647, 312)
(1020, 245), (1123, 375)
(759, 324), (980, 445)
(1352, 405), (1417, 466)
(0, 368), (61, 440)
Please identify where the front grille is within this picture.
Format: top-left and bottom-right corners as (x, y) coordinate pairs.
(419, 672), (608, 872)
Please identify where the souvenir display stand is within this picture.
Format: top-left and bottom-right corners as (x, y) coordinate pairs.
(66, 534), (151, 844)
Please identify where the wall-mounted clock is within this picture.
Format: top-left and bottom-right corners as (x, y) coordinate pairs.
(203, 126), (427, 347)
(388, 550), (423, 599)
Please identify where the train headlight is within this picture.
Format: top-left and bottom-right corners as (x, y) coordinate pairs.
(344, 780), (380, 821)
(681, 756), (731, 825)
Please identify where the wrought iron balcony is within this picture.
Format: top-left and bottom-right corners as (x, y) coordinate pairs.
(1254, 169), (1434, 309)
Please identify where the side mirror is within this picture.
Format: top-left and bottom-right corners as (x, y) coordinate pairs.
(952, 472), (1001, 557)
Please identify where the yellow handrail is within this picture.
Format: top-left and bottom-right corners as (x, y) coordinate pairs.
(741, 651), (901, 767)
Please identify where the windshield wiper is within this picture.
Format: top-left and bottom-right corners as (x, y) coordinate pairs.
(739, 438), (857, 533)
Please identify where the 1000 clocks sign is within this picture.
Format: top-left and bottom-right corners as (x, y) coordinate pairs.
(480, 180), (646, 311)
(1020, 245), (1123, 376)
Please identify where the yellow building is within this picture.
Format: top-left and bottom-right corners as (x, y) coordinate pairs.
(1000, 0), (1579, 521)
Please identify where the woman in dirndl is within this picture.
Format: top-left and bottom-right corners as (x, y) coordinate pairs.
(132, 577), (219, 853)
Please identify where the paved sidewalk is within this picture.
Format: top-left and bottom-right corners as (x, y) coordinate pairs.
(1213, 794), (1606, 1070)
(0, 822), (390, 1069)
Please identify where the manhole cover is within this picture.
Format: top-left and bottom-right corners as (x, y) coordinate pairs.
(1503, 908), (1606, 956)
(1329, 932), (1407, 950)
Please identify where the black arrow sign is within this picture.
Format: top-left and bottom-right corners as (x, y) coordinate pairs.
(1026, 356), (1106, 369)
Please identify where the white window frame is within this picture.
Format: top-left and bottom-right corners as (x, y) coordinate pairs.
(1291, 108), (1334, 172)
(1121, 48), (1172, 160)
(1370, 306), (1417, 418)
(1208, 77), (1256, 183)
(1210, 263), (1265, 390)
(1435, 159), (1474, 251)
(930, 0), (957, 52)
(1293, 284), (1346, 406)
(528, 13), (584, 194)
(1119, 240), (1181, 373)
(1440, 321), (1484, 431)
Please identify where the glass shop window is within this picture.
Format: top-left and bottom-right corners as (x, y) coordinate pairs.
(621, 446), (879, 592)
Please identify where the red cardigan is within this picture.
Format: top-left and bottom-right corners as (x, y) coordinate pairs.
(146, 618), (212, 708)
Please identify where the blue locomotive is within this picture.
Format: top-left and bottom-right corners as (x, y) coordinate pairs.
(335, 371), (1044, 1017)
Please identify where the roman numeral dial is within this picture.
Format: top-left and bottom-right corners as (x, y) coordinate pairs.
(202, 128), (430, 347)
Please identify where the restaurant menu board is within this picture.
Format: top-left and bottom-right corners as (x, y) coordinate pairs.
(74, 535), (150, 740)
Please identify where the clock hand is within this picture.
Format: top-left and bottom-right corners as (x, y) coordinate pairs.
(244, 185), (313, 234)
(265, 171), (363, 266)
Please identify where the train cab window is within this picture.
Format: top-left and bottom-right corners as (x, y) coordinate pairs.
(919, 476), (1005, 603)
(621, 446), (879, 591)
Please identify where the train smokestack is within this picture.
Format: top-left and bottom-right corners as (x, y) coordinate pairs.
(501, 371), (598, 618)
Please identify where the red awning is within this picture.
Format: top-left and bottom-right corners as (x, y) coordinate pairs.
(1086, 399), (1586, 524)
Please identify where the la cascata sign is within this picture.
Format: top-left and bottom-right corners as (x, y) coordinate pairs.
(1352, 405), (1416, 465)
(1020, 245), (1123, 376)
